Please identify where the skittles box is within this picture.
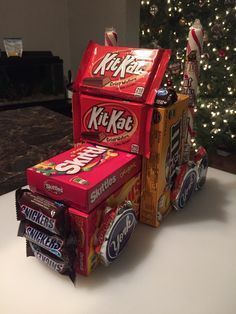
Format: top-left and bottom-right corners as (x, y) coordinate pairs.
(73, 93), (153, 156)
(140, 94), (189, 227)
(27, 143), (141, 213)
(69, 172), (141, 276)
(73, 41), (171, 103)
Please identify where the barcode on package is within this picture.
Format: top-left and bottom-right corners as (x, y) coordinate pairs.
(134, 87), (144, 97)
(131, 144), (139, 154)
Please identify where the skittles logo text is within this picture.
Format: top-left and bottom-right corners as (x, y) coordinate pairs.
(178, 170), (197, 209)
(55, 145), (107, 175)
(106, 210), (136, 262)
(44, 181), (63, 195)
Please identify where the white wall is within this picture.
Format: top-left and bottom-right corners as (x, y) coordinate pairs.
(0, 0), (71, 73)
(67, 0), (140, 78)
(0, 0), (140, 78)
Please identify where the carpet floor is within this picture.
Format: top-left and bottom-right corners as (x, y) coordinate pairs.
(0, 102), (73, 195)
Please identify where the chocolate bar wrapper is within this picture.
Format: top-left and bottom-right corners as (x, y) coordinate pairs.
(73, 41), (171, 104)
(16, 188), (69, 236)
(18, 221), (75, 261)
(26, 241), (75, 283)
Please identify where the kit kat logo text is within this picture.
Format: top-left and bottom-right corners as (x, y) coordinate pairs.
(87, 105), (133, 134)
(83, 103), (138, 144)
(93, 53), (145, 79)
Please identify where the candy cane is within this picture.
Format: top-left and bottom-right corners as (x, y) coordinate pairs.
(182, 19), (204, 158)
(186, 19), (204, 69)
(105, 27), (118, 46)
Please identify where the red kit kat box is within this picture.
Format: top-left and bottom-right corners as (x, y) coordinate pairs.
(73, 41), (171, 104)
(27, 143), (141, 212)
(73, 93), (153, 155)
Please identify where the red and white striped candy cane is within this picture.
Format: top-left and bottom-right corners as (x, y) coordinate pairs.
(187, 106), (195, 144)
(182, 19), (204, 158)
(105, 27), (118, 46)
(186, 19), (204, 71)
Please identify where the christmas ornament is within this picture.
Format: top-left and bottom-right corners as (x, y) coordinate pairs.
(167, 79), (173, 87)
(199, 0), (207, 7)
(207, 84), (212, 91)
(202, 53), (210, 60)
(179, 17), (187, 26)
(176, 48), (183, 59)
(211, 23), (223, 39)
(169, 61), (182, 75)
(150, 39), (161, 49)
(203, 31), (208, 42)
(218, 48), (226, 58)
(150, 4), (159, 16)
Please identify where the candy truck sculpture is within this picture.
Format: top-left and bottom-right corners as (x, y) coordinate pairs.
(16, 42), (208, 282)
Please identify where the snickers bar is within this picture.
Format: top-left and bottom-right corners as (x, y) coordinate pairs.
(27, 241), (75, 283)
(18, 221), (70, 260)
(16, 188), (68, 236)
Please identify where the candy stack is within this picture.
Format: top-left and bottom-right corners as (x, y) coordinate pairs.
(16, 33), (208, 281)
(26, 144), (141, 276)
(16, 188), (76, 281)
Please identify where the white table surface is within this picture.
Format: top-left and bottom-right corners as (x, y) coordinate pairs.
(0, 167), (236, 314)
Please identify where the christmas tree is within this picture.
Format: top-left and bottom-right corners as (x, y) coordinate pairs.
(140, 0), (236, 154)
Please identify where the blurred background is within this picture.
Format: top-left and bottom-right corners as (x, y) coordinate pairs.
(0, 0), (235, 195)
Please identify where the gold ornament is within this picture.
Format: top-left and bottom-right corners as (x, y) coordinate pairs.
(179, 17), (186, 26)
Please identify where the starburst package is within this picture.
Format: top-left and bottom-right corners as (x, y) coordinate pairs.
(27, 143), (141, 213)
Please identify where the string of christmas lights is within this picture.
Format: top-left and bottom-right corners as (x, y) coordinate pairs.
(140, 0), (236, 153)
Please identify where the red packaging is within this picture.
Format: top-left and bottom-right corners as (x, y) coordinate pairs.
(69, 172), (141, 276)
(73, 93), (153, 156)
(73, 41), (171, 104)
(27, 143), (141, 213)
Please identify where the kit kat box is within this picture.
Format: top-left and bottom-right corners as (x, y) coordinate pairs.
(73, 93), (153, 155)
(73, 41), (171, 104)
(27, 143), (141, 212)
